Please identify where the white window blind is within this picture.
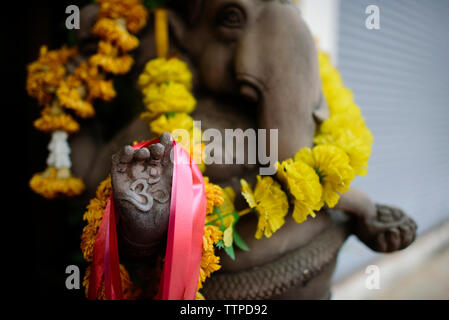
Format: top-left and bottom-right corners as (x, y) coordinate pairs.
(333, 0), (449, 281)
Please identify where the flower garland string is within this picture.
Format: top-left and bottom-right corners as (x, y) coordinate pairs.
(27, 0), (148, 199)
(81, 31), (373, 301)
(240, 51), (373, 237)
(27, 0), (372, 301)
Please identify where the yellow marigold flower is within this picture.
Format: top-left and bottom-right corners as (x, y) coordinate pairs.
(29, 167), (85, 199)
(319, 52), (343, 86)
(319, 113), (373, 145)
(276, 159), (323, 223)
(295, 145), (355, 208)
(204, 177), (225, 215)
(325, 88), (359, 116)
(138, 58), (193, 90)
(240, 176), (289, 239)
(92, 18), (139, 52)
(57, 79), (95, 118)
(315, 127), (372, 176)
(90, 41), (134, 75)
(97, 0), (148, 34)
(315, 110), (373, 176)
(317, 50), (373, 178)
(142, 82), (196, 115)
(33, 112), (80, 134)
(150, 113), (194, 136)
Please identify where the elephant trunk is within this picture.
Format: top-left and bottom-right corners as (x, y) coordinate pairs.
(235, 6), (322, 162)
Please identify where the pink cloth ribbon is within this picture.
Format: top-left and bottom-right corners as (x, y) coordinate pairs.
(89, 138), (206, 300)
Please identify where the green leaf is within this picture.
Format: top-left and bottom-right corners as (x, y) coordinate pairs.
(213, 207), (221, 215)
(224, 244), (235, 260)
(166, 111), (176, 118)
(231, 212), (240, 225)
(215, 240), (225, 249)
(233, 230), (250, 251)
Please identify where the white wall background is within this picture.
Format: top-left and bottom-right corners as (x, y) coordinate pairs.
(300, 0), (449, 282)
(299, 0), (341, 64)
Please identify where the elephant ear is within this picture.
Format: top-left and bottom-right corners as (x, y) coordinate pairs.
(168, 0), (204, 24)
(312, 92), (330, 124)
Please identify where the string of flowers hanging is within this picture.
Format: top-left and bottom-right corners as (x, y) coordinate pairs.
(27, 0), (148, 199)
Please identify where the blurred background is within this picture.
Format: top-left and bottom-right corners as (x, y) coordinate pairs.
(301, 0), (449, 299)
(20, 0), (449, 300)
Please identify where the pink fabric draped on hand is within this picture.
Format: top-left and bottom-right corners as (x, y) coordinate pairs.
(89, 138), (207, 300)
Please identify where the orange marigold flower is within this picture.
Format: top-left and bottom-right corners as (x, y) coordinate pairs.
(90, 41), (134, 75)
(74, 62), (116, 101)
(92, 18), (139, 52)
(29, 167), (85, 199)
(97, 0), (148, 34)
(80, 222), (100, 262)
(33, 112), (80, 134)
(197, 225), (222, 291)
(80, 176), (112, 261)
(202, 225), (223, 252)
(57, 78), (95, 118)
(88, 78), (116, 101)
(26, 46), (77, 105)
(204, 177), (225, 214)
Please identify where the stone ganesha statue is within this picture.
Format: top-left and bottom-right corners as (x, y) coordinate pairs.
(72, 0), (417, 299)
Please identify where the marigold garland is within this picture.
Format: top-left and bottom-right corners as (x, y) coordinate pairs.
(139, 57), (206, 172)
(138, 50), (372, 247)
(26, 46), (77, 106)
(23, 0), (375, 301)
(246, 51), (374, 232)
(27, 0), (148, 198)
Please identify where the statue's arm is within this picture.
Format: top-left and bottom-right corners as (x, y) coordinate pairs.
(334, 187), (417, 252)
(334, 187), (377, 219)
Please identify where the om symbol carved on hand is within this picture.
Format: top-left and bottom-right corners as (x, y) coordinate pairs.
(125, 178), (170, 212)
(126, 178), (154, 212)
